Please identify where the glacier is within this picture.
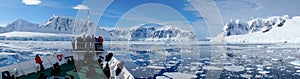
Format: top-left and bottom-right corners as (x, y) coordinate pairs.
(223, 15), (300, 43)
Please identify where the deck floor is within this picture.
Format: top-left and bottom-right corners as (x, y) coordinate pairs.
(17, 61), (108, 79)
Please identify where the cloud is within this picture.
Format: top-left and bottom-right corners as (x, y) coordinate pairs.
(22, 0), (41, 5)
(73, 4), (90, 10)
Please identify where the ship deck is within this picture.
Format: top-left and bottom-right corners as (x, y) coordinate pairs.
(17, 60), (107, 79)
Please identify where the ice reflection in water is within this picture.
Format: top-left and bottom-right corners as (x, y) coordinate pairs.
(107, 43), (300, 79)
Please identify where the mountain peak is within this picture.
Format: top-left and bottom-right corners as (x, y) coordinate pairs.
(13, 19), (30, 24)
(7, 18), (38, 27)
(0, 18), (39, 33)
(15, 18), (26, 22)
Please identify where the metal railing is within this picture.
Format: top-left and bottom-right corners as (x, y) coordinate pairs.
(0, 55), (67, 78)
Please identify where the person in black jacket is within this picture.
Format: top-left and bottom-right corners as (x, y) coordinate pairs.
(116, 62), (124, 76)
(105, 53), (113, 62)
(103, 63), (110, 78)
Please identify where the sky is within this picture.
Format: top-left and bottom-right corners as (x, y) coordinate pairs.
(0, 0), (299, 30)
(0, 0), (82, 26)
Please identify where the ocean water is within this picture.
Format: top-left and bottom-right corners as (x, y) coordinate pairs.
(1, 41), (300, 79)
(106, 43), (300, 79)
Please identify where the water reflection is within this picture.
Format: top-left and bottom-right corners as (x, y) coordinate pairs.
(109, 43), (300, 79)
(130, 51), (151, 67)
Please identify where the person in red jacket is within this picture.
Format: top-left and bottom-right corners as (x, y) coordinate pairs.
(35, 55), (45, 71)
(98, 36), (104, 51)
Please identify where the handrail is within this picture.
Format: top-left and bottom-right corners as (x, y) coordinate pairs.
(0, 55), (64, 77)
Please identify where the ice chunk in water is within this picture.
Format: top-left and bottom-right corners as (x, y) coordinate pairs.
(290, 60), (300, 66)
(223, 66), (245, 72)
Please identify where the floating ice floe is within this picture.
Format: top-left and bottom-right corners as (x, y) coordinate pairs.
(246, 67), (255, 71)
(190, 62), (204, 66)
(195, 70), (204, 74)
(271, 58), (280, 61)
(203, 66), (223, 70)
(255, 75), (263, 78)
(163, 72), (197, 79)
(265, 66), (272, 69)
(146, 65), (165, 69)
(295, 66), (300, 69)
(156, 76), (170, 79)
(296, 70), (300, 73)
(256, 67), (263, 71)
(289, 60), (300, 66)
(259, 70), (270, 74)
(223, 66), (245, 72)
(240, 74), (252, 78)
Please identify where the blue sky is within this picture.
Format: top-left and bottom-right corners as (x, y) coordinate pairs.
(0, 0), (299, 29)
(97, 0), (203, 27)
(0, 0), (83, 26)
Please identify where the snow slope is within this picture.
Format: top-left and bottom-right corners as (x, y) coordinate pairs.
(109, 23), (197, 41)
(225, 16), (300, 43)
(223, 15), (288, 36)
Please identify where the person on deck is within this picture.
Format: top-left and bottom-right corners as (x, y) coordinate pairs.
(35, 55), (45, 71)
(71, 37), (75, 50)
(116, 62), (124, 76)
(95, 37), (99, 50)
(98, 36), (104, 51)
(105, 53), (113, 62)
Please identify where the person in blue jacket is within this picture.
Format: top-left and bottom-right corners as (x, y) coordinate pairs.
(95, 37), (99, 50)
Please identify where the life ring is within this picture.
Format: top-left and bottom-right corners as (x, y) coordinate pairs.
(56, 54), (63, 61)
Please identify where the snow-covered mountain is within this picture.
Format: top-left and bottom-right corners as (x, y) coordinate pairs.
(38, 15), (75, 34)
(109, 23), (197, 41)
(224, 15), (300, 43)
(38, 15), (120, 41)
(223, 20), (249, 36)
(224, 15), (289, 36)
(0, 27), (6, 33)
(130, 23), (164, 41)
(0, 19), (39, 33)
(0, 15), (115, 41)
(0, 16), (197, 41)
